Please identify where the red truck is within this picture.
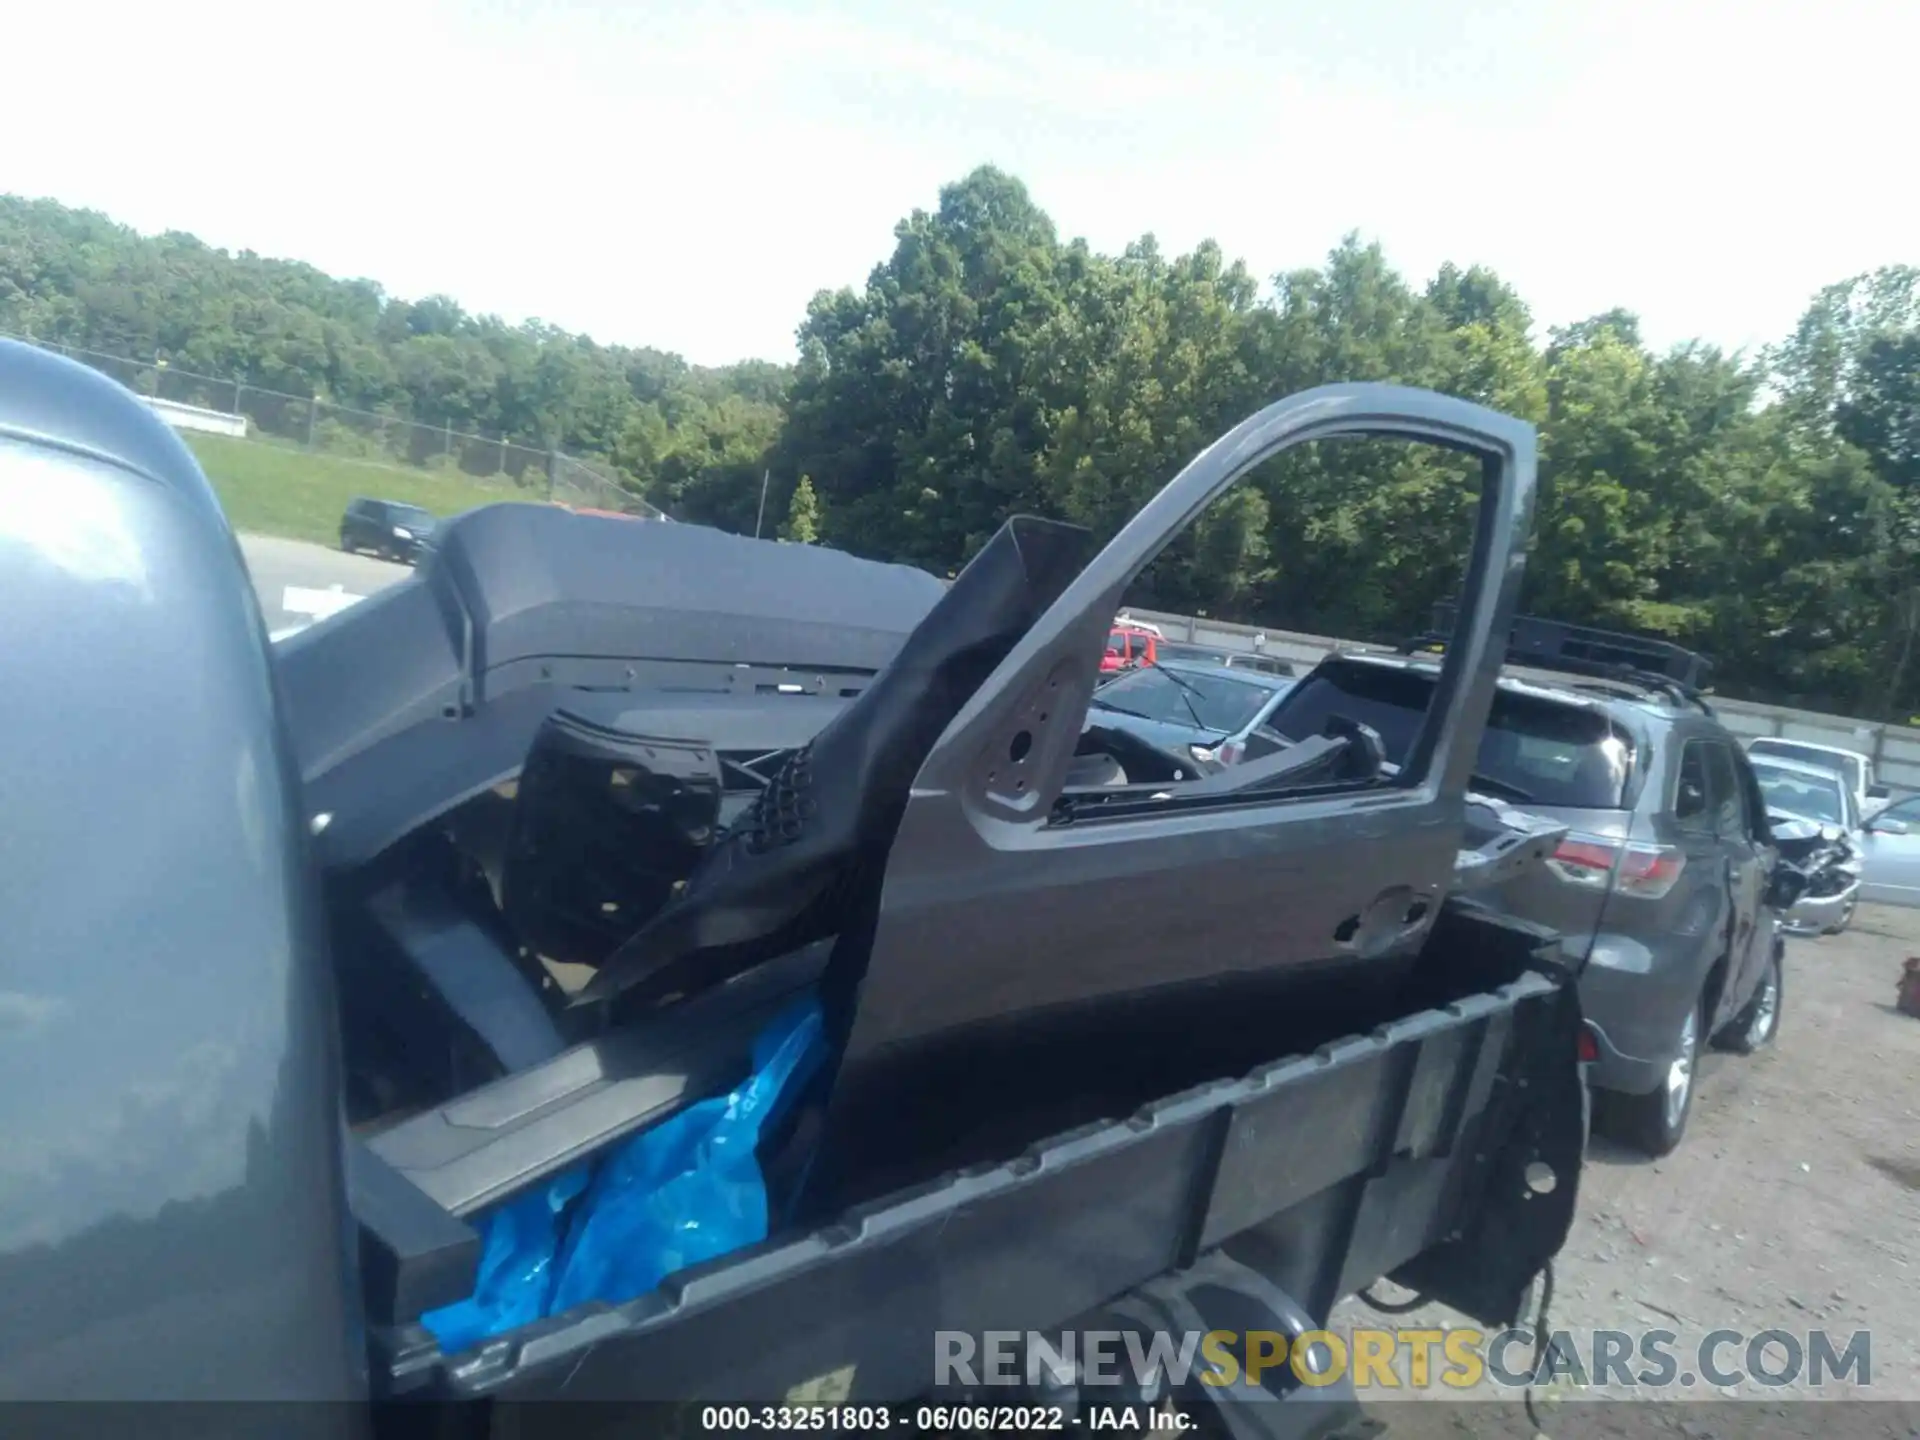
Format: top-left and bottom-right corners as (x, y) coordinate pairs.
(1102, 619), (1162, 673)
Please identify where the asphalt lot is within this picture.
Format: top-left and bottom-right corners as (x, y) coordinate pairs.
(239, 532), (408, 638)
(238, 533), (1920, 1430)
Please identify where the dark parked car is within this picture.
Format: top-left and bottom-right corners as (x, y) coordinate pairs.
(1086, 658), (1295, 769)
(1259, 614), (1795, 1157)
(340, 496), (438, 563)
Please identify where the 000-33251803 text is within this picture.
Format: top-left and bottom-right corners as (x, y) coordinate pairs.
(699, 1406), (897, 1432)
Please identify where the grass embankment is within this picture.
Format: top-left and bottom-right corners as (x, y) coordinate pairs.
(184, 433), (539, 546)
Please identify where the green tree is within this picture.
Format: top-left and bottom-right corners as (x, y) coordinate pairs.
(780, 166), (1080, 569)
(0, 194), (789, 513)
(11, 176), (1920, 723)
(1761, 267), (1920, 713)
(782, 475), (822, 543)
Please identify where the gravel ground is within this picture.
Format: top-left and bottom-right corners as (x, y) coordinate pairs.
(1330, 904), (1920, 1438)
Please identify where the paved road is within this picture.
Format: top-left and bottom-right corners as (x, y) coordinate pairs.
(239, 533), (409, 638)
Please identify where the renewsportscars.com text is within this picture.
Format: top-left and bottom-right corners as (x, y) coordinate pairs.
(934, 1326), (1873, 1393)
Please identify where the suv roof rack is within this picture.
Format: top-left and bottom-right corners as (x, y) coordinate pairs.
(1396, 602), (1717, 714)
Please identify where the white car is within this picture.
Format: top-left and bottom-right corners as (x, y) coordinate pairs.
(1744, 737), (1890, 823)
(1748, 755), (1864, 933)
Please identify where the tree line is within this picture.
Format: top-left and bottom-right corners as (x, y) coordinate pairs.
(2, 174), (1916, 719)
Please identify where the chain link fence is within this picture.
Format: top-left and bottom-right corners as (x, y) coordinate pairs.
(4, 331), (666, 519)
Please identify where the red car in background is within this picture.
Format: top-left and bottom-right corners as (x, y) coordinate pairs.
(1102, 621), (1162, 674)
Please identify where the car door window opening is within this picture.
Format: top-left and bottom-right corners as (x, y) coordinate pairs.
(1674, 742), (1715, 828)
(1703, 745), (1748, 840)
(1091, 665), (1275, 734)
(1880, 797), (1920, 826)
(1049, 426), (1511, 824)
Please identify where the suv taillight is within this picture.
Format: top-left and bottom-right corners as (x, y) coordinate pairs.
(1546, 835), (1686, 900)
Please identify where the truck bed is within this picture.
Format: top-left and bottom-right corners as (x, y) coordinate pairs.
(364, 900), (1584, 1416)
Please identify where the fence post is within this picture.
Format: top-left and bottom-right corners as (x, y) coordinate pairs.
(306, 396), (318, 449)
(546, 448), (558, 503)
(233, 377), (243, 414)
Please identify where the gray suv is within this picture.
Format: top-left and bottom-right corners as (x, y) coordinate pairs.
(1259, 617), (1789, 1157)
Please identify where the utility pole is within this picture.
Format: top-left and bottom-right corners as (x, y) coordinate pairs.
(754, 469), (771, 539)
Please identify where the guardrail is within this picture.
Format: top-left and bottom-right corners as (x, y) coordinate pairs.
(1124, 606), (1920, 800)
(144, 395), (249, 438)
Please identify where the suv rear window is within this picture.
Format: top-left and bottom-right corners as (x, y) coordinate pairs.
(1263, 659), (1632, 808)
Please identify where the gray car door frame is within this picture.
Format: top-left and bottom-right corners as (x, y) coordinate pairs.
(1713, 743), (1772, 1030)
(838, 383), (1538, 1068)
(1661, 737), (1731, 1022)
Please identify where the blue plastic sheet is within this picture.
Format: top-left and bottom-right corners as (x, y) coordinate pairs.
(420, 994), (826, 1352)
(419, 1163), (591, 1354)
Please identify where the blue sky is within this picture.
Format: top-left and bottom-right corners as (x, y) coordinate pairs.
(2, 0), (1909, 367)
